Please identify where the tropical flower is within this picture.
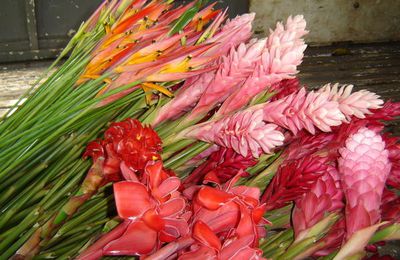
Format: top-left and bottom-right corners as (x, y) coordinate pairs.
(183, 147), (257, 186)
(292, 166), (344, 237)
(217, 15), (307, 116)
(181, 109), (284, 158)
(318, 83), (383, 120)
(261, 87), (345, 135)
(152, 12), (255, 126)
(78, 162), (190, 259)
(338, 127), (391, 238)
(83, 118), (162, 182)
(147, 176), (268, 260)
(261, 155), (329, 210)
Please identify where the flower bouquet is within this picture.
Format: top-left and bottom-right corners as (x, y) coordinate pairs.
(0, 0), (399, 259)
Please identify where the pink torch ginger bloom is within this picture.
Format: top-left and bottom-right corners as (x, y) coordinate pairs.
(78, 162), (190, 259)
(181, 109), (285, 158)
(152, 13), (255, 126)
(217, 15), (307, 115)
(185, 38), (267, 123)
(261, 87), (345, 134)
(319, 83), (383, 120)
(338, 127), (391, 238)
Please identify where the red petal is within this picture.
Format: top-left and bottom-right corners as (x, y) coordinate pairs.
(219, 235), (254, 259)
(159, 198), (186, 217)
(179, 246), (216, 260)
(196, 186), (234, 210)
(154, 177), (181, 200)
(193, 221), (221, 251)
(204, 170), (221, 185)
(103, 221), (157, 256)
(252, 204), (267, 223)
(120, 161), (139, 182)
(143, 209), (165, 231)
(77, 221), (130, 260)
(236, 206), (256, 240)
(114, 181), (152, 219)
(146, 161), (165, 188)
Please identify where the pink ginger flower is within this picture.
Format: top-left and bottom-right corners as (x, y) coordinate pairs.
(206, 13), (255, 55)
(183, 147), (257, 186)
(292, 166), (344, 237)
(318, 83), (383, 120)
(78, 162), (190, 259)
(261, 87), (345, 135)
(217, 15), (307, 115)
(152, 13), (255, 126)
(152, 72), (215, 126)
(181, 109), (285, 158)
(338, 127), (391, 238)
(261, 155), (329, 210)
(184, 38), (267, 123)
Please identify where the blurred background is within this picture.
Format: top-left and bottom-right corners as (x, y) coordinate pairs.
(0, 0), (399, 127)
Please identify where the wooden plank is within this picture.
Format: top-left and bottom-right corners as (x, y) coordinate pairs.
(25, 0), (39, 50)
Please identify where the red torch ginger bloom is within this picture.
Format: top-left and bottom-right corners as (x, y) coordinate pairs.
(78, 162), (190, 259)
(292, 166), (344, 237)
(83, 118), (162, 182)
(338, 127), (391, 238)
(147, 176), (268, 260)
(183, 147), (257, 186)
(261, 155), (329, 209)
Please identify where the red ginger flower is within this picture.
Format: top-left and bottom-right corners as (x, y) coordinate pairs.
(83, 118), (162, 182)
(78, 162), (190, 259)
(338, 127), (391, 239)
(261, 155), (328, 210)
(147, 176), (268, 260)
(183, 147), (257, 186)
(381, 188), (400, 223)
(292, 166), (344, 237)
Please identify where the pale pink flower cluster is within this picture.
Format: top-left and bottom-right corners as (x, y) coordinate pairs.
(182, 109), (284, 158)
(261, 84), (383, 135)
(262, 88), (344, 134)
(154, 15), (308, 125)
(152, 13), (255, 126)
(216, 15), (308, 116)
(187, 39), (267, 121)
(318, 83), (383, 120)
(338, 127), (391, 238)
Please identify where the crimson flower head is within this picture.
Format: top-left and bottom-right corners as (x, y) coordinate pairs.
(183, 147), (257, 186)
(261, 155), (329, 210)
(178, 176), (268, 260)
(78, 162), (190, 259)
(83, 118), (162, 182)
